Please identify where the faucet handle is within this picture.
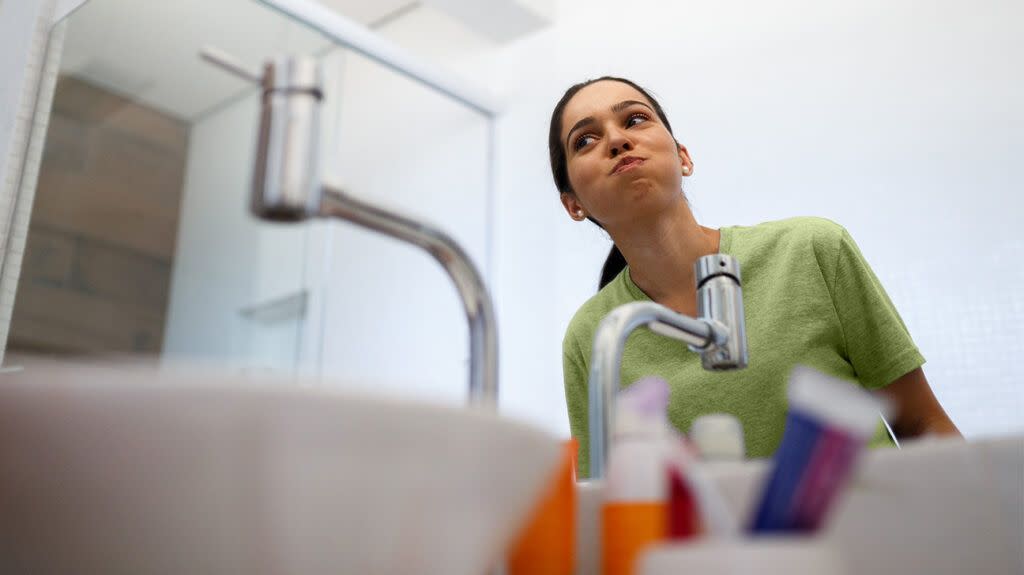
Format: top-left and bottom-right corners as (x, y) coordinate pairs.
(695, 254), (748, 370)
(200, 46), (324, 221)
(696, 253), (741, 286)
(200, 46), (322, 96)
(199, 46), (264, 85)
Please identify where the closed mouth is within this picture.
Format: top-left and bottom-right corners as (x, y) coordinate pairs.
(611, 156), (644, 174)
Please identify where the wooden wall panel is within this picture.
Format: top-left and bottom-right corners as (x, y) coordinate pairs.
(8, 76), (188, 355)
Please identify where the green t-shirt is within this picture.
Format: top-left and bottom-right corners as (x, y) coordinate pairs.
(562, 217), (924, 478)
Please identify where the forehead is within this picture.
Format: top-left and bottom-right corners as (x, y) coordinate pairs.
(561, 80), (652, 138)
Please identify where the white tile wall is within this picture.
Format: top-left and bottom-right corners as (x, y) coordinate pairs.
(0, 0), (60, 364)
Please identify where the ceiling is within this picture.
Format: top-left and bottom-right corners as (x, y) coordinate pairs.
(57, 0), (458, 121)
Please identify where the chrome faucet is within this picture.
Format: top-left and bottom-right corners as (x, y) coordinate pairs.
(588, 254), (748, 478)
(201, 49), (498, 409)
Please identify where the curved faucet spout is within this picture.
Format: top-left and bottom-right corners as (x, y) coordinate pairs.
(319, 186), (498, 408)
(202, 51), (499, 409)
(587, 254), (747, 479)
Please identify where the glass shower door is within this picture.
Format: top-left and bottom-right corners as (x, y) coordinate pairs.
(12, 0), (494, 402)
(8, 0), (336, 375)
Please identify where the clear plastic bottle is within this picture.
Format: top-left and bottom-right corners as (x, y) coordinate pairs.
(601, 378), (671, 575)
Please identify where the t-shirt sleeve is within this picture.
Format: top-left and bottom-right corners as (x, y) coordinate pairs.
(562, 333), (592, 478)
(830, 227), (925, 390)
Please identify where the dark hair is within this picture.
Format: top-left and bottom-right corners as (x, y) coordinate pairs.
(547, 77), (677, 290)
(599, 245), (628, 289)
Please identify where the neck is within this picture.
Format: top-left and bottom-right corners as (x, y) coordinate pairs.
(610, 200), (720, 309)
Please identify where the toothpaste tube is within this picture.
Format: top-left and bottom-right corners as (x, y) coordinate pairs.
(749, 366), (890, 533)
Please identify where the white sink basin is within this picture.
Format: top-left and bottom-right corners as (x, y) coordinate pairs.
(0, 361), (562, 575)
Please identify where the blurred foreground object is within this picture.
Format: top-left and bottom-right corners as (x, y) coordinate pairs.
(0, 360), (560, 575)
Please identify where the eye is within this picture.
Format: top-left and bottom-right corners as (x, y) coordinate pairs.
(626, 112), (650, 127)
(573, 133), (595, 151)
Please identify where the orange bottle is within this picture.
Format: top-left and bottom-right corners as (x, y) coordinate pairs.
(507, 439), (577, 575)
(602, 501), (666, 575)
(601, 377), (672, 575)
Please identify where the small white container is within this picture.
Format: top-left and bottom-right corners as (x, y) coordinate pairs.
(690, 413), (746, 460)
(640, 538), (846, 575)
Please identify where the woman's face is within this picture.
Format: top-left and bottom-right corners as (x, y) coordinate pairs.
(559, 80), (692, 229)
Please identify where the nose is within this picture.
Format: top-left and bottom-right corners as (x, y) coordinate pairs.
(607, 125), (634, 158)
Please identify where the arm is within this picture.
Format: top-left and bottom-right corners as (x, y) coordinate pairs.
(877, 367), (962, 439)
(563, 343), (592, 478)
(822, 224), (960, 439)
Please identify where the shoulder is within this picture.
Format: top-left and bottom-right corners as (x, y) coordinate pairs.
(730, 216), (848, 266)
(724, 216), (854, 292)
(562, 269), (637, 361)
(735, 216), (846, 245)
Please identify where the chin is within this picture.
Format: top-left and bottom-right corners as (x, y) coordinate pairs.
(623, 179), (666, 201)
(623, 181), (678, 215)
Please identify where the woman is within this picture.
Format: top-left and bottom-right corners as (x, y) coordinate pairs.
(550, 77), (960, 478)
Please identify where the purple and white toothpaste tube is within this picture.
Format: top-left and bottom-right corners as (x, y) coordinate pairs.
(750, 366), (890, 533)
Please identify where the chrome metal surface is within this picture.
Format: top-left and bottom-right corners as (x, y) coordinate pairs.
(695, 253), (741, 286)
(252, 56), (323, 221)
(319, 186), (498, 408)
(696, 272), (748, 371)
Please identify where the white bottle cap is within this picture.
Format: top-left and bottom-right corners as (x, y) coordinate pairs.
(690, 413), (745, 460)
(613, 376), (671, 439)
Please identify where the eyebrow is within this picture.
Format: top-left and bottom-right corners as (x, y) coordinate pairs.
(564, 100), (655, 150)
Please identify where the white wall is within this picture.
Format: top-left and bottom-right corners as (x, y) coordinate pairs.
(0, 0), (71, 365)
(467, 0), (1023, 438)
(0, 0), (51, 203)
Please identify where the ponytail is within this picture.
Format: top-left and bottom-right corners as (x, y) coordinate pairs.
(598, 245), (627, 290)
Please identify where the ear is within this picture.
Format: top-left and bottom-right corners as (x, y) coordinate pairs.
(677, 143), (694, 175)
(560, 192), (587, 221)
